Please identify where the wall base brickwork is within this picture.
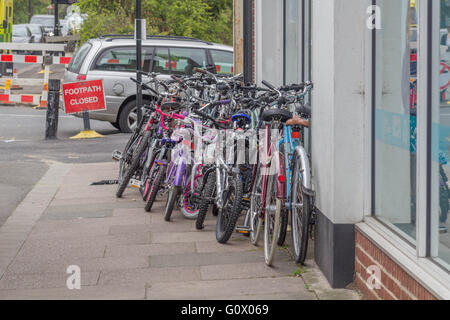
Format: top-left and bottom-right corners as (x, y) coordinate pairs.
(355, 231), (437, 300)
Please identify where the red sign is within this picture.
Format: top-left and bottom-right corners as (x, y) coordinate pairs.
(63, 80), (106, 114)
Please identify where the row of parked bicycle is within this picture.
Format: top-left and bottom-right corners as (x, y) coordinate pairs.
(113, 68), (315, 266)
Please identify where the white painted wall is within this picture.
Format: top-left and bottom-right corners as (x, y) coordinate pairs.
(311, 0), (366, 224)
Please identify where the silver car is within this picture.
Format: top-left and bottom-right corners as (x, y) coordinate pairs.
(63, 35), (234, 132)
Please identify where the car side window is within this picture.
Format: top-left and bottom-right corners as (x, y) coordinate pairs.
(210, 50), (234, 75)
(94, 47), (153, 73)
(169, 47), (207, 76)
(151, 48), (170, 74)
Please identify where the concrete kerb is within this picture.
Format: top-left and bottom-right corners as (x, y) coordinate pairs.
(0, 162), (72, 281)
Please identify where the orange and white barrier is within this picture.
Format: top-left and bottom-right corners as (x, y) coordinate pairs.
(0, 53), (71, 108)
(0, 93), (41, 105)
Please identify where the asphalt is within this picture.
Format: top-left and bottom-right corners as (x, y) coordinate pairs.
(0, 105), (131, 227)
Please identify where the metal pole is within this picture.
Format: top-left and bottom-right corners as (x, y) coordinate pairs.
(54, 0), (59, 36)
(28, 0), (32, 22)
(136, 0), (143, 125)
(45, 79), (60, 140)
(243, 0), (253, 84)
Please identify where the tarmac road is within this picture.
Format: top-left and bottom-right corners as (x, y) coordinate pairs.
(0, 105), (130, 226)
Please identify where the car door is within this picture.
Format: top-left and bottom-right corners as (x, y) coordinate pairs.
(86, 46), (154, 120)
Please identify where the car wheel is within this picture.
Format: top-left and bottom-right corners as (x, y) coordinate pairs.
(118, 100), (149, 133)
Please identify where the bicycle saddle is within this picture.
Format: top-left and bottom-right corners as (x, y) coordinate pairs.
(261, 108), (292, 123)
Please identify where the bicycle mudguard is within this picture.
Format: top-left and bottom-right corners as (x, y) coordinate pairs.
(293, 146), (312, 191)
(276, 151), (286, 199)
(269, 149), (286, 200)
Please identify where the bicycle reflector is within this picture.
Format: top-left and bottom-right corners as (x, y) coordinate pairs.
(278, 175), (286, 183)
(292, 131), (301, 139)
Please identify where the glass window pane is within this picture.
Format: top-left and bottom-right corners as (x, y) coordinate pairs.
(284, 0), (300, 84)
(67, 42), (92, 74)
(210, 50), (234, 75)
(94, 47), (152, 72)
(169, 47), (207, 76)
(374, 0), (417, 243)
(432, 0), (450, 270)
(152, 48), (170, 74)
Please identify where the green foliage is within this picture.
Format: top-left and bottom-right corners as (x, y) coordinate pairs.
(77, 0), (233, 45)
(13, 0), (50, 24)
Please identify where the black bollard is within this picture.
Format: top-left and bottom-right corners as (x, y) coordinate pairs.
(45, 79), (60, 140)
(82, 111), (91, 130)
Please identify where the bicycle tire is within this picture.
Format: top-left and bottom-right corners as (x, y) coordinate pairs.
(116, 131), (150, 198)
(277, 144), (288, 246)
(250, 163), (263, 245)
(180, 173), (203, 220)
(216, 174), (243, 244)
(144, 164), (167, 212)
(290, 154), (311, 264)
(164, 186), (181, 221)
(264, 174), (282, 266)
(195, 173), (216, 230)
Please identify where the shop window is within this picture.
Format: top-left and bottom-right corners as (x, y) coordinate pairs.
(374, 0), (418, 243)
(432, 0), (450, 269)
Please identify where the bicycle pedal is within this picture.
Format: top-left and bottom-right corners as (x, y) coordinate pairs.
(112, 150), (122, 162)
(129, 179), (141, 189)
(236, 226), (251, 234)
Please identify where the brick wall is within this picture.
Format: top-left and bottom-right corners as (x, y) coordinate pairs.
(355, 230), (437, 300)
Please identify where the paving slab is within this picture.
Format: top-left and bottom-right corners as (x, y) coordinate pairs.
(99, 266), (201, 286)
(145, 277), (316, 300)
(7, 256), (149, 274)
(0, 285), (145, 300)
(105, 242), (196, 257)
(0, 270), (100, 290)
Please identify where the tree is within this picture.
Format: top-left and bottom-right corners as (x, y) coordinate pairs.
(76, 0), (233, 45)
(14, 0), (49, 24)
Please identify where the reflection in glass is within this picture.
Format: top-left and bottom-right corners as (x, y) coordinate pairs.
(374, 0), (417, 242)
(432, 0), (450, 270)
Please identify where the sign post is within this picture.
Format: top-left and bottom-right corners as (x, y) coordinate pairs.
(63, 79), (106, 139)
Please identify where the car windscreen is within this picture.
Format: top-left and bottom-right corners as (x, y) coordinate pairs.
(12, 26), (28, 37)
(30, 16), (54, 27)
(67, 42), (92, 74)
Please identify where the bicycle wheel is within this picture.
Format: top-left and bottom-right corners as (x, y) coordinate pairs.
(195, 172), (216, 230)
(250, 163), (263, 245)
(277, 144), (288, 246)
(144, 163), (167, 212)
(216, 173), (243, 244)
(164, 186), (181, 221)
(116, 131), (150, 198)
(264, 173), (282, 266)
(180, 172), (203, 220)
(290, 153), (311, 264)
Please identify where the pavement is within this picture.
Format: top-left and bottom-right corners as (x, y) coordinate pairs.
(0, 161), (361, 300)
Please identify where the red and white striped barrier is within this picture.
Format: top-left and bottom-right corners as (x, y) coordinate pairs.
(0, 93), (41, 105)
(0, 54), (71, 65)
(0, 53), (71, 108)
